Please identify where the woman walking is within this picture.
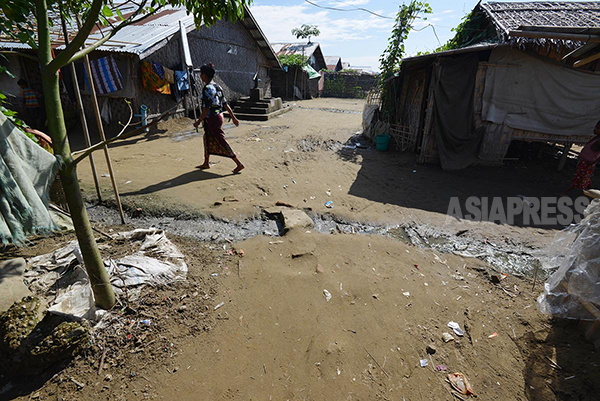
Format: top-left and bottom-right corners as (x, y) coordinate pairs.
(193, 63), (245, 174)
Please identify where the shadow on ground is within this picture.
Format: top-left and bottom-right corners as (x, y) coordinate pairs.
(339, 141), (597, 230)
(519, 319), (599, 401)
(121, 169), (225, 196)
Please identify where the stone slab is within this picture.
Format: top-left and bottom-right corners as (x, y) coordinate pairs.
(0, 258), (32, 313)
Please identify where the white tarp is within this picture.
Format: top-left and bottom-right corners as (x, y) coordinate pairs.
(482, 47), (600, 136)
(26, 228), (187, 320)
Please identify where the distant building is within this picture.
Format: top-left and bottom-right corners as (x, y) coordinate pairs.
(271, 42), (327, 71)
(324, 56), (343, 72)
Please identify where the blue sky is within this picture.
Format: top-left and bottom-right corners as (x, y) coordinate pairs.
(250, 0), (514, 71)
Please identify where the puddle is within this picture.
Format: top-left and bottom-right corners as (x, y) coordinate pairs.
(87, 205), (546, 278)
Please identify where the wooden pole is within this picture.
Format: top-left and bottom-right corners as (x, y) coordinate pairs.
(75, 16), (126, 224)
(60, 12), (102, 201)
(573, 51), (600, 68)
(82, 52), (126, 224)
(509, 30), (600, 44)
(558, 142), (572, 171)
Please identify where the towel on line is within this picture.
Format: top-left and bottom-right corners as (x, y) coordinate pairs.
(89, 56), (123, 94)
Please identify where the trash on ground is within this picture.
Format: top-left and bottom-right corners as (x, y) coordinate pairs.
(323, 289), (332, 302)
(447, 372), (475, 396)
(27, 229), (187, 321)
(211, 273), (219, 277)
(437, 365), (448, 371)
(403, 291), (410, 298)
(442, 332), (455, 343)
(325, 201), (334, 209)
(488, 332), (498, 338)
(426, 344), (437, 354)
(448, 321), (465, 337)
(420, 358), (429, 367)
(214, 302), (225, 311)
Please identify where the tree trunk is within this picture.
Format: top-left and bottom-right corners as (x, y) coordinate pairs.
(36, 0), (115, 310)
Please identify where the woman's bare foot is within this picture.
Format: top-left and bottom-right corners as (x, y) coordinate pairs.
(196, 163), (210, 170)
(233, 164), (245, 174)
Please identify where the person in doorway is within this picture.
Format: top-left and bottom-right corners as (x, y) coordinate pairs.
(193, 63), (244, 174)
(563, 120), (600, 195)
(17, 79), (44, 130)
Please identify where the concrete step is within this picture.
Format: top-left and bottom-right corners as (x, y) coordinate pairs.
(235, 107), (291, 121)
(236, 100), (270, 109)
(233, 106), (270, 115)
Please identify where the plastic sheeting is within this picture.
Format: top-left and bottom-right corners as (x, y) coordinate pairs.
(26, 228), (187, 320)
(482, 47), (600, 137)
(538, 200), (600, 321)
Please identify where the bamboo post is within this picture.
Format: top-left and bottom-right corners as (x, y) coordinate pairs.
(74, 16), (125, 222)
(81, 52), (126, 224)
(60, 13), (102, 201)
(558, 142), (572, 171)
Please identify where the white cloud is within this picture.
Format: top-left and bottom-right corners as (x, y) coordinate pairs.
(327, 0), (371, 7)
(251, 3), (393, 44)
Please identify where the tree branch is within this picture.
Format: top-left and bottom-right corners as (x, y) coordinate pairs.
(72, 111), (170, 165)
(0, 50), (39, 63)
(60, 2), (161, 66)
(46, 0), (104, 74)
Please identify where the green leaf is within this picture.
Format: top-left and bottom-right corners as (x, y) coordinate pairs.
(102, 5), (113, 18)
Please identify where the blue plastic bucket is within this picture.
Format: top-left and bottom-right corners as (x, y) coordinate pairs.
(375, 134), (391, 151)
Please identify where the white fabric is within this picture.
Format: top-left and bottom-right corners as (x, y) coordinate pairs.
(482, 47), (600, 136)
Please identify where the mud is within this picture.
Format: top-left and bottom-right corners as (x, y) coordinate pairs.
(87, 204), (546, 278)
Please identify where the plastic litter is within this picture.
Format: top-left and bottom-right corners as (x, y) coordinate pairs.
(437, 365), (448, 372)
(419, 359), (429, 367)
(211, 273), (219, 277)
(448, 321), (465, 337)
(27, 229), (187, 321)
(488, 332), (498, 338)
(325, 201), (334, 209)
(442, 332), (455, 343)
(447, 372), (475, 396)
(141, 319), (152, 326)
(538, 199), (600, 321)
(323, 289), (332, 302)
(214, 302), (225, 311)
(402, 291), (410, 298)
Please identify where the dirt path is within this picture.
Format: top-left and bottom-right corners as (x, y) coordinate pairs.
(5, 98), (599, 400)
(76, 98), (582, 250)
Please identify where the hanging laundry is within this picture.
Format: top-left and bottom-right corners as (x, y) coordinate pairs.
(163, 67), (175, 84)
(152, 62), (165, 79)
(89, 56), (123, 94)
(141, 60), (171, 95)
(174, 70), (189, 91)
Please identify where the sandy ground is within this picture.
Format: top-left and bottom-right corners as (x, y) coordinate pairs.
(4, 229), (599, 401)
(75, 98), (592, 248)
(3, 98), (599, 400)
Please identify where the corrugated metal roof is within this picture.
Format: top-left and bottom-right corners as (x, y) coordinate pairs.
(0, 5), (281, 69)
(271, 42), (321, 57)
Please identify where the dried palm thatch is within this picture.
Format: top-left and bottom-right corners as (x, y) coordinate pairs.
(480, 1), (600, 50)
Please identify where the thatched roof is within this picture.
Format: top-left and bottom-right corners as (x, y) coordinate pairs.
(479, 1), (600, 49)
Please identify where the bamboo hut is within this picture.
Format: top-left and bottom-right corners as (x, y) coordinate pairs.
(382, 1), (600, 170)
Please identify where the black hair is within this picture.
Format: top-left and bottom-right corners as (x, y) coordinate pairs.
(17, 79), (28, 87)
(200, 63), (215, 80)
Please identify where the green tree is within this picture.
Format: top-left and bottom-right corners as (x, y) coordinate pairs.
(0, 0), (252, 310)
(291, 24), (320, 43)
(278, 54), (309, 67)
(378, 1), (432, 84)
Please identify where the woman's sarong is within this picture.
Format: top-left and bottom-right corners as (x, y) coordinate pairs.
(203, 113), (236, 158)
(572, 159), (595, 189)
